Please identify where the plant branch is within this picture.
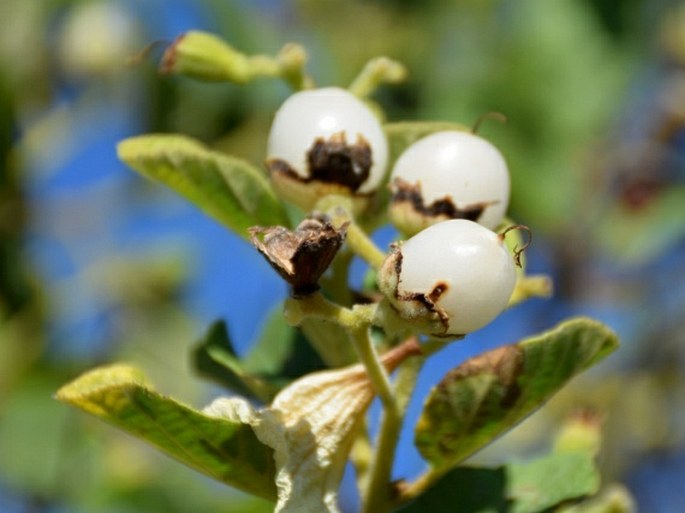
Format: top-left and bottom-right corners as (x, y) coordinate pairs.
(363, 350), (424, 513)
(346, 220), (387, 269)
(246, 43), (314, 90)
(349, 327), (395, 410)
(348, 57), (407, 98)
(323, 203), (387, 269)
(275, 43), (314, 90)
(283, 292), (376, 329)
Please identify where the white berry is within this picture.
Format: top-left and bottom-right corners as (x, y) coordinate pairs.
(389, 131), (510, 233)
(378, 219), (516, 335)
(267, 87), (388, 196)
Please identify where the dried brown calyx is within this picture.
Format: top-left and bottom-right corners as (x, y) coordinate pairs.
(250, 215), (348, 297)
(267, 132), (373, 192)
(390, 177), (492, 223)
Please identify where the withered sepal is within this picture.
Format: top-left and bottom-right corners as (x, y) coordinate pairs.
(249, 215), (348, 297)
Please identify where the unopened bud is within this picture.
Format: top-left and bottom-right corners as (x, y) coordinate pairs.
(160, 31), (250, 82)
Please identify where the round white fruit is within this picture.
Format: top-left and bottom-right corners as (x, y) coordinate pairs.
(379, 219), (516, 335)
(267, 87), (388, 193)
(390, 130), (510, 230)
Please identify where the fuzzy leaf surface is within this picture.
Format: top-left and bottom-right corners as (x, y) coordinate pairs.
(56, 364), (277, 500)
(415, 318), (618, 471)
(118, 135), (288, 238)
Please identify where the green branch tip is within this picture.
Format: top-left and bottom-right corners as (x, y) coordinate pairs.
(349, 56), (408, 98)
(160, 31), (313, 89)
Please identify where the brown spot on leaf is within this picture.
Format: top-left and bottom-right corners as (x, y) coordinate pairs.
(447, 344), (522, 383)
(391, 177), (494, 222)
(440, 344), (524, 409)
(249, 215), (347, 297)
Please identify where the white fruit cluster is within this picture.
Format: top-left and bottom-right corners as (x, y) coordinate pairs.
(266, 88), (517, 334)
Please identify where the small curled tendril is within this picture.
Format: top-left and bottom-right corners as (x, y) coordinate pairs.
(499, 224), (532, 268)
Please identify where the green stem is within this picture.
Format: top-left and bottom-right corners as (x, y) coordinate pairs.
(363, 353), (424, 513)
(276, 43), (314, 90)
(245, 55), (281, 76)
(346, 220), (387, 269)
(316, 196), (387, 269)
(284, 293), (378, 367)
(283, 293), (376, 329)
(348, 57), (407, 98)
(319, 248), (355, 306)
(245, 43), (314, 90)
(349, 327), (395, 410)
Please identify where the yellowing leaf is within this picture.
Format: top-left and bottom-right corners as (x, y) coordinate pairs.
(56, 364), (277, 500)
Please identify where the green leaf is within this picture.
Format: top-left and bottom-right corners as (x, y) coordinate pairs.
(397, 453), (599, 513)
(56, 364), (277, 500)
(193, 314), (325, 401)
(193, 321), (279, 402)
(508, 452), (599, 513)
(117, 135), (289, 238)
(300, 317), (358, 367)
(396, 466), (508, 513)
(243, 308), (325, 379)
(555, 484), (635, 513)
(415, 318), (618, 471)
